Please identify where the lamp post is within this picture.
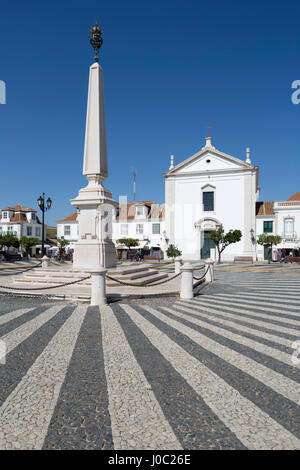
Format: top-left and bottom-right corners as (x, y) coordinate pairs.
(37, 193), (52, 257)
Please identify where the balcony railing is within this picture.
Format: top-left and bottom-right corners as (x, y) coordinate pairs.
(281, 232), (297, 241)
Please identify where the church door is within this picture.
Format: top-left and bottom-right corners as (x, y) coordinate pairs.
(201, 231), (215, 259)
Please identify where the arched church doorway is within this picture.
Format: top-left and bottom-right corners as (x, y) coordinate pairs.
(201, 230), (215, 259)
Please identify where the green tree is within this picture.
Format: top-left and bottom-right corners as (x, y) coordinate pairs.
(256, 234), (282, 264)
(166, 244), (182, 261)
(116, 238), (139, 250)
(56, 239), (69, 259)
(20, 237), (40, 257)
(0, 234), (19, 249)
(209, 226), (242, 264)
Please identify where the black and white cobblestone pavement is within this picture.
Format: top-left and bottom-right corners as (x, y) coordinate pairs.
(0, 270), (299, 450)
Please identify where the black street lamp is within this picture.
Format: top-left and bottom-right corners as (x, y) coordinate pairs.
(37, 193), (52, 256)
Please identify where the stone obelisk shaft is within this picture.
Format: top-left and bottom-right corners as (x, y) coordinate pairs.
(70, 60), (117, 270)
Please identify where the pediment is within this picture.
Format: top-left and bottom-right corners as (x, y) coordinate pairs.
(166, 147), (253, 176)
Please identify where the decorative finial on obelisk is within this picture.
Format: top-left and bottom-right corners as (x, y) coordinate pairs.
(90, 19), (103, 62)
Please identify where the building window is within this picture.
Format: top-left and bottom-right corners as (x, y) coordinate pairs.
(3, 212), (7, 219)
(31, 213), (36, 220)
(136, 206), (143, 216)
(152, 223), (160, 234)
(263, 221), (273, 233)
(284, 218), (294, 235)
(26, 226), (32, 236)
(203, 191), (214, 211)
(64, 225), (71, 236)
(0, 227), (2, 234)
(121, 224), (128, 235)
(35, 227), (41, 237)
(136, 224), (144, 234)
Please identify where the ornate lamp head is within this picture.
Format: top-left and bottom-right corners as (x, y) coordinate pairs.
(90, 19), (103, 62)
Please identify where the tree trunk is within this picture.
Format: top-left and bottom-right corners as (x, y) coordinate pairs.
(217, 247), (221, 264)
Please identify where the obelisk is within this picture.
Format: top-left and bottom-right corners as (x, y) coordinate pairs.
(70, 21), (117, 269)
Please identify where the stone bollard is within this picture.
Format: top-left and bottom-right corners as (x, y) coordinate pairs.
(180, 262), (194, 300)
(205, 258), (214, 283)
(41, 255), (50, 269)
(174, 256), (182, 274)
(90, 267), (107, 306)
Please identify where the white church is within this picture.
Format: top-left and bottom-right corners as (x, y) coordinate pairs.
(164, 136), (300, 262)
(165, 136), (257, 262)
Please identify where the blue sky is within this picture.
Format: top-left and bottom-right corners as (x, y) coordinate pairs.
(0, 0), (299, 226)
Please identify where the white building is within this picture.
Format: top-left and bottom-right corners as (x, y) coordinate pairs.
(256, 194), (300, 260)
(57, 211), (79, 249)
(57, 201), (167, 260)
(165, 137), (258, 261)
(0, 204), (42, 240)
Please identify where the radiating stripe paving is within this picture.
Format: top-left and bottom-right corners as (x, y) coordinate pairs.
(160, 304), (300, 385)
(174, 302), (293, 354)
(189, 298), (300, 332)
(213, 293), (300, 312)
(129, 304), (299, 437)
(43, 306), (113, 450)
(111, 303), (245, 450)
(0, 305), (68, 358)
(0, 305), (75, 409)
(121, 303), (300, 450)
(178, 300), (299, 340)
(0, 305), (86, 450)
(0, 293), (298, 450)
(101, 305), (181, 450)
(0, 308), (34, 326)
(0, 305), (51, 338)
(212, 295), (300, 317)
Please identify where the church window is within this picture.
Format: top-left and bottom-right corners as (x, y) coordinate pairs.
(263, 221), (273, 233)
(121, 224), (128, 235)
(136, 224), (144, 234)
(203, 192), (214, 211)
(152, 223), (160, 234)
(64, 225), (71, 236)
(284, 218), (294, 236)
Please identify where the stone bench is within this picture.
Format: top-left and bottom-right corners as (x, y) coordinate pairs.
(234, 256), (253, 264)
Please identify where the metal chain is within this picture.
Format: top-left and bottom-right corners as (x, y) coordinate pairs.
(0, 275), (91, 291)
(106, 272), (181, 287)
(193, 265), (210, 281)
(0, 261), (43, 275)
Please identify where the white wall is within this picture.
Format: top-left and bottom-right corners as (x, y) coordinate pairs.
(170, 171), (254, 260)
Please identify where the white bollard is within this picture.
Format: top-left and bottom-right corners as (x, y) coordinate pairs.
(174, 256), (182, 274)
(41, 255), (50, 269)
(205, 258), (214, 283)
(90, 267), (107, 306)
(180, 262), (194, 300)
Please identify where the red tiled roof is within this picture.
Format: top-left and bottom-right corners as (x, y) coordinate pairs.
(287, 192), (300, 201)
(1, 204), (36, 212)
(117, 201), (165, 221)
(57, 211), (78, 223)
(10, 213), (28, 222)
(256, 201), (274, 216)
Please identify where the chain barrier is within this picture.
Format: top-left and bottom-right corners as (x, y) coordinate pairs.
(193, 265), (210, 281)
(0, 261), (43, 276)
(106, 272), (181, 287)
(0, 275), (91, 291)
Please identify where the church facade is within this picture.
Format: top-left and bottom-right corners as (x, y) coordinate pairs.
(164, 136), (259, 261)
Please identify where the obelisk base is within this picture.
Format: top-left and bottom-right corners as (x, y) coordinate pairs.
(73, 238), (116, 270)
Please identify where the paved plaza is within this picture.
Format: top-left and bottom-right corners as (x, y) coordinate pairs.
(0, 269), (299, 450)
